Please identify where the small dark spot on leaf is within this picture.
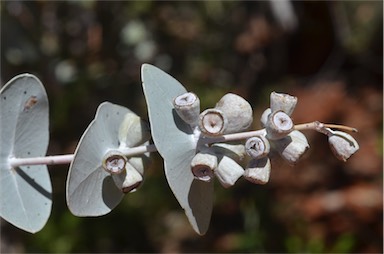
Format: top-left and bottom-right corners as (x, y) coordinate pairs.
(23, 91), (27, 94)
(3, 96), (6, 100)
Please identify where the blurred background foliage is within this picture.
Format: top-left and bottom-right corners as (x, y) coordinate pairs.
(1, 1), (382, 253)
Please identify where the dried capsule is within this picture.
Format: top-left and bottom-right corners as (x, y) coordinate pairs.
(128, 153), (150, 175)
(211, 143), (246, 161)
(273, 130), (309, 164)
(112, 163), (143, 193)
(173, 92), (200, 126)
(245, 135), (270, 159)
(270, 91), (297, 116)
(260, 108), (271, 127)
(243, 157), (271, 185)
(214, 93), (253, 134)
(118, 112), (151, 148)
(121, 163), (144, 193)
(102, 150), (127, 174)
(266, 110), (294, 140)
(199, 108), (227, 136)
(214, 155), (244, 188)
(328, 130), (359, 161)
(191, 151), (218, 182)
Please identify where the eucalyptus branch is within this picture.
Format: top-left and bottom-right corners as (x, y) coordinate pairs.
(9, 121), (357, 168)
(1, 67), (361, 235)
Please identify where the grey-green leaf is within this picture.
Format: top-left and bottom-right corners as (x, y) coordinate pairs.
(0, 74), (51, 233)
(66, 102), (133, 216)
(141, 64), (213, 235)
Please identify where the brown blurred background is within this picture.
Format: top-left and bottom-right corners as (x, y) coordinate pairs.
(1, 1), (382, 253)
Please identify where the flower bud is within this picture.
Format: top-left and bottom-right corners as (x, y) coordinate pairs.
(173, 92), (200, 126)
(102, 150), (127, 174)
(328, 130), (359, 161)
(270, 91), (297, 116)
(243, 157), (271, 185)
(245, 135), (270, 159)
(191, 151), (217, 182)
(260, 108), (271, 127)
(214, 93), (253, 134)
(214, 155), (244, 188)
(273, 130), (309, 165)
(118, 112), (151, 148)
(199, 108), (227, 136)
(266, 110), (294, 140)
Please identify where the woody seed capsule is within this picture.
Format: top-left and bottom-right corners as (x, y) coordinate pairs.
(211, 143), (246, 161)
(266, 110), (294, 140)
(214, 93), (253, 134)
(118, 112), (151, 148)
(260, 108), (271, 127)
(243, 157), (271, 185)
(328, 130), (359, 161)
(270, 91), (297, 116)
(214, 155), (244, 188)
(191, 152), (217, 182)
(121, 163), (144, 193)
(199, 108), (226, 136)
(273, 130), (309, 165)
(173, 92), (200, 126)
(245, 135), (270, 159)
(112, 162), (144, 193)
(102, 150), (127, 174)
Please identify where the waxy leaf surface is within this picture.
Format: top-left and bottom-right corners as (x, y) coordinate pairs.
(67, 102), (133, 216)
(141, 64), (213, 235)
(0, 74), (51, 233)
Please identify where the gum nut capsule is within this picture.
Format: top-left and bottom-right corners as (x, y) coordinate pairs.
(260, 108), (271, 127)
(102, 150), (127, 174)
(214, 93), (253, 134)
(118, 112), (151, 148)
(328, 130), (359, 161)
(214, 155), (245, 188)
(243, 157), (271, 185)
(173, 92), (200, 126)
(199, 108), (227, 136)
(270, 91), (298, 116)
(121, 163), (144, 193)
(128, 154), (150, 175)
(211, 143), (246, 161)
(273, 130), (309, 165)
(112, 162), (143, 193)
(266, 110), (294, 140)
(191, 152), (218, 182)
(245, 135), (270, 159)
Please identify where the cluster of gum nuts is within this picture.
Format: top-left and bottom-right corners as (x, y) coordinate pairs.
(173, 91), (359, 188)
